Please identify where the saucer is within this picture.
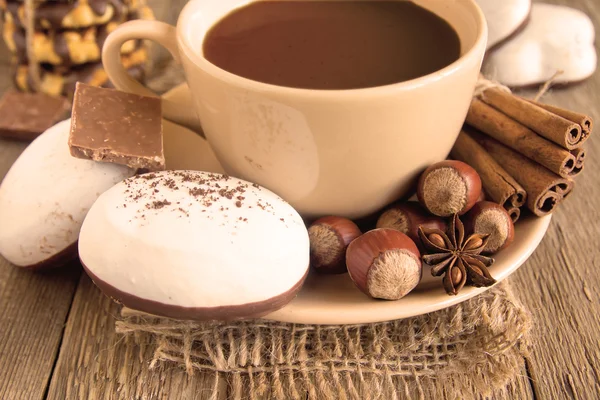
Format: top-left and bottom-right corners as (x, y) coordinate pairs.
(163, 84), (552, 325)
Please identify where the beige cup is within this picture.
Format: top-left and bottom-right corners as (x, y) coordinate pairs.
(103, 0), (487, 219)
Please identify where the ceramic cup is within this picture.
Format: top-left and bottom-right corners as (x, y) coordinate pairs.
(102, 0), (487, 219)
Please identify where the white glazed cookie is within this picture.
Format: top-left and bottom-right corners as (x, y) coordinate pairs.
(79, 170), (310, 320)
(484, 4), (597, 87)
(475, 0), (531, 49)
(0, 119), (134, 269)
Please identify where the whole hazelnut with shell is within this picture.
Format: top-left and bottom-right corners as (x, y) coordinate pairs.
(308, 216), (362, 274)
(346, 229), (421, 300)
(417, 160), (482, 217)
(376, 202), (447, 247)
(464, 201), (515, 254)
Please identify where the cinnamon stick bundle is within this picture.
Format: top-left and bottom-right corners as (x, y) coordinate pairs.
(451, 130), (526, 222)
(467, 99), (578, 179)
(528, 100), (593, 138)
(481, 88), (587, 150)
(469, 131), (573, 217)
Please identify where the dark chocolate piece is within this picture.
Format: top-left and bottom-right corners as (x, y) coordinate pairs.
(0, 91), (70, 141)
(83, 262), (308, 321)
(69, 83), (164, 171)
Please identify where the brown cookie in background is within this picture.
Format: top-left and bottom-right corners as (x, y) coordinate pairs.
(13, 46), (148, 98)
(2, 5), (154, 66)
(1, 0), (129, 30)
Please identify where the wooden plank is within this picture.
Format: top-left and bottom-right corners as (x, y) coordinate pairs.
(0, 261), (80, 400)
(46, 273), (227, 400)
(508, 0), (600, 398)
(488, 372), (535, 400)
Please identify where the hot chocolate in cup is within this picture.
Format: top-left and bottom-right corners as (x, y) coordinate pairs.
(103, 0), (487, 219)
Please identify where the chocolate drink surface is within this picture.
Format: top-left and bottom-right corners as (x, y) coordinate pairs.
(203, 1), (461, 90)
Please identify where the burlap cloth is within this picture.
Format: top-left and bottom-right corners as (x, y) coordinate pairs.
(116, 281), (531, 400)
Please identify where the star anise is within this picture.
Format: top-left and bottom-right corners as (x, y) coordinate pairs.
(418, 214), (496, 296)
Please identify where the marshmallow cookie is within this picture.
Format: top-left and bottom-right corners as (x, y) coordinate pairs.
(475, 0), (531, 49)
(484, 4), (597, 87)
(79, 171), (310, 320)
(13, 47), (147, 97)
(0, 120), (133, 269)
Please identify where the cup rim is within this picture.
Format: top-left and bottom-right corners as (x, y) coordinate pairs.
(177, 0), (488, 98)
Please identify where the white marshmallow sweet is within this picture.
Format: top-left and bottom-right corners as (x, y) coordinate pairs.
(484, 4), (597, 87)
(0, 119), (133, 268)
(476, 0), (531, 49)
(79, 170), (309, 320)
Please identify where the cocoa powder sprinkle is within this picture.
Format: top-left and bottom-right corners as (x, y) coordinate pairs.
(147, 200), (171, 209)
(189, 187), (207, 197)
(124, 172), (278, 220)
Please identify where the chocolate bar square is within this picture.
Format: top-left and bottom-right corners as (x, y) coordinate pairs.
(69, 83), (164, 171)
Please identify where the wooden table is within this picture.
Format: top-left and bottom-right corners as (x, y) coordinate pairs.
(1, 0), (599, 398)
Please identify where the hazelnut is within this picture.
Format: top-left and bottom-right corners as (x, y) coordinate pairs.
(477, 190), (486, 203)
(308, 216), (362, 274)
(417, 160), (482, 217)
(376, 202), (446, 246)
(464, 201), (515, 254)
(346, 229), (421, 300)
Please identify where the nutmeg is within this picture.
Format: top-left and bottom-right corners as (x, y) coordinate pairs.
(464, 201), (515, 254)
(308, 216), (362, 274)
(346, 229), (421, 300)
(417, 160), (482, 217)
(376, 202), (446, 246)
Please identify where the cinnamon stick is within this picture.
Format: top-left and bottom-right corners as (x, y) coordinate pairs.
(469, 131), (573, 217)
(480, 88), (584, 150)
(570, 147), (586, 176)
(467, 99), (578, 178)
(505, 207), (521, 223)
(528, 100), (593, 139)
(451, 130), (526, 222)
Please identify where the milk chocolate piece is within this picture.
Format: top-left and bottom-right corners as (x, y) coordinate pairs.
(69, 83), (164, 171)
(0, 91), (69, 140)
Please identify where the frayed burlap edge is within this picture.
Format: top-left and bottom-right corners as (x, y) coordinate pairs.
(116, 282), (531, 400)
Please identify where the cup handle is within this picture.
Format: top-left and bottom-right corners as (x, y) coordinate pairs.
(102, 20), (201, 132)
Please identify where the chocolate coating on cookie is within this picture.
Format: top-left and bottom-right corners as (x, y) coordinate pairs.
(24, 242), (79, 271)
(84, 264), (308, 321)
(88, 0), (109, 15)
